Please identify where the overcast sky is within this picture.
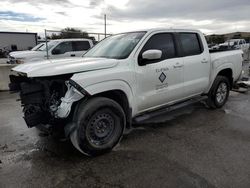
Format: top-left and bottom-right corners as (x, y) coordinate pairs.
(0, 0), (250, 36)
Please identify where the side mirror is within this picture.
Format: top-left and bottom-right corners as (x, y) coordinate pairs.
(52, 49), (61, 55)
(139, 49), (162, 66)
(142, 49), (162, 60)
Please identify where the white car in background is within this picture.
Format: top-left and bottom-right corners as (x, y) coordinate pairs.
(219, 39), (249, 52)
(8, 39), (94, 64)
(7, 43), (45, 60)
(31, 43), (45, 51)
(208, 43), (219, 50)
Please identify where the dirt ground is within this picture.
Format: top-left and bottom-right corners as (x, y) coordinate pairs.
(0, 62), (250, 188)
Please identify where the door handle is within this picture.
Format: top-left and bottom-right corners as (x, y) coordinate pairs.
(173, 64), (183, 68)
(201, 59), (208, 63)
(71, 54), (76, 57)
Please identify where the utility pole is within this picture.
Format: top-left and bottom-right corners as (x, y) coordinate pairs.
(45, 29), (49, 60)
(104, 14), (106, 38)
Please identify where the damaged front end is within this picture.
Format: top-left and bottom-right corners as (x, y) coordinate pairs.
(9, 74), (85, 133)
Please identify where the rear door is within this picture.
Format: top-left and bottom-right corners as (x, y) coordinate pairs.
(135, 32), (184, 112)
(71, 41), (91, 57)
(178, 32), (210, 97)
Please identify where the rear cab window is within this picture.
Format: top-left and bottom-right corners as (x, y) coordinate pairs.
(72, 41), (91, 51)
(179, 33), (203, 56)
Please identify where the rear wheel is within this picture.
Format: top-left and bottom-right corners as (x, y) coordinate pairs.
(70, 97), (125, 156)
(206, 76), (230, 108)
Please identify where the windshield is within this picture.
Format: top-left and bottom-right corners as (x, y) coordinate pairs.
(84, 32), (146, 59)
(32, 43), (44, 51)
(37, 41), (59, 51)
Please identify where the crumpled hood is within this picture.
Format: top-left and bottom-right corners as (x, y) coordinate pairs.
(12, 57), (118, 77)
(9, 51), (45, 59)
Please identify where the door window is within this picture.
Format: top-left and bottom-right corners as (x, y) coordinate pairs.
(179, 33), (203, 56)
(72, 41), (91, 51)
(139, 33), (176, 64)
(53, 42), (73, 54)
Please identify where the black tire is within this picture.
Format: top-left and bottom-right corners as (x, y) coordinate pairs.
(206, 76), (230, 108)
(70, 97), (125, 156)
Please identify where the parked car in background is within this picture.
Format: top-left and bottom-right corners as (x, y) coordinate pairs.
(10, 28), (243, 156)
(0, 46), (11, 58)
(219, 39), (249, 52)
(31, 43), (45, 51)
(208, 43), (219, 50)
(7, 39), (94, 64)
(7, 43), (45, 62)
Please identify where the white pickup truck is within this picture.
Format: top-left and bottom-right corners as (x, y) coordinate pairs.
(9, 29), (243, 156)
(7, 38), (94, 64)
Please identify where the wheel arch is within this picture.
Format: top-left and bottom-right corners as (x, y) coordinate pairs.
(65, 80), (134, 137)
(92, 89), (132, 130)
(84, 80), (134, 130)
(216, 68), (233, 89)
(206, 65), (234, 93)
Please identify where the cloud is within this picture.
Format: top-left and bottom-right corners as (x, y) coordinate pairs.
(0, 11), (44, 22)
(56, 12), (68, 16)
(0, 0), (249, 35)
(104, 0), (250, 22)
(6, 0), (73, 7)
(89, 0), (103, 8)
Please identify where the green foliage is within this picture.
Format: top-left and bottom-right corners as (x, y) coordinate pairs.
(206, 35), (225, 44)
(232, 34), (242, 39)
(50, 28), (93, 41)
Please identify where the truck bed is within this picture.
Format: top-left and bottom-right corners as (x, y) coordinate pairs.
(210, 49), (243, 82)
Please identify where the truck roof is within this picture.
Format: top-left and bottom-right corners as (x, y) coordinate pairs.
(121, 28), (201, 34)
(50, 38), (92, 42)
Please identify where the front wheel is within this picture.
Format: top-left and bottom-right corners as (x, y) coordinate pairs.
(206, 76), (230, 108)
(70, 97), (125, 156)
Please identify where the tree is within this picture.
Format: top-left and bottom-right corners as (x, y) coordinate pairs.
(232, 34), (241, 39)
(206, 34), (225, 44)
(51, 27), (89, 39)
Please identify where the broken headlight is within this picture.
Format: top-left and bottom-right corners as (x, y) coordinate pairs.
(53, 80), (86, 118)
(69, 79), (89, 96)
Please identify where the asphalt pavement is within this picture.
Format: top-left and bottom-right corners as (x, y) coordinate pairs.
(0, 62), (250, 188)
(0, 58), (7, 64)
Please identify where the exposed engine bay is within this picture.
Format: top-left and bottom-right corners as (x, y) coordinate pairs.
(9, 74), (84, 129)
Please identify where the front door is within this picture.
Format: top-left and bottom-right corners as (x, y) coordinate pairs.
(51, 41), (73, 59)
(135, 32), (184, 113)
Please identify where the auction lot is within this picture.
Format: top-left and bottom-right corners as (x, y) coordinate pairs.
(0, 63), (250, 188)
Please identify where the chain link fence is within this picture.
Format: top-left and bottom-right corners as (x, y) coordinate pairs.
(43, 29), (112, 59)
(44, 29), (111, 42)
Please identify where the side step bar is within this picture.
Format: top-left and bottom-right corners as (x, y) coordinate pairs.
(133, 96), (207, 124)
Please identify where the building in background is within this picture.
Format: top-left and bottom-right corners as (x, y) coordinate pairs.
(0, 31), (37, 51)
